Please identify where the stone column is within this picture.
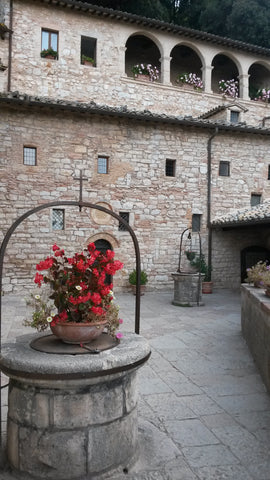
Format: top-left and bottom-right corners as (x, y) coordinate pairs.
(160, 55), (172, 85)
(238, 73), (250, 100)
(201, 65), (213, 93)
(0, 333), (151, 480)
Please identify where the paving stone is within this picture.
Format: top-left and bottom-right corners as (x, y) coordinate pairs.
(164, 419), (220, 447)
(1, 290), (270, 480)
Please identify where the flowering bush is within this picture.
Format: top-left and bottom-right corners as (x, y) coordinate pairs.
(252, 88), (270, 102)
(131, 63), (159, 82)
(245, 261), (269, 286)
(218, 79), (238, 98)
(24, 243), (124, 337)
(176, 73), (203, 90)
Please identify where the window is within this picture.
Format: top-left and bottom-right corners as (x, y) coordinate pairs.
(192, 214), (201, 232)
(52, 209), (64, 230)
(81, 36), (96, 65)
(118, 212), (129, 231)
(23, 146), (36, 166)
(41, 29), (58, 55)
(166, 159), (176, 177)
(251, 194), (261, 207)
(219, 161), (230, 176)
(268, 165), (270, 180)
(98, 156), (109, 174)
(230, 111), (240, 123)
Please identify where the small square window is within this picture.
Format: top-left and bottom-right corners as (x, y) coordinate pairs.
(251, 194), (261, 207)
(119, 212), (129, 231)
(81, 35), (96, 66)
(23, 147), (37, 166)
(98, 156), (109, 174)
(192, 214), (201, 232)
(52, 209), (64, 230)
(219, 161), (230, 176)
(230, 111), (240, 123)
(166, 159), (176, 177)
(41, 29), (58, 57)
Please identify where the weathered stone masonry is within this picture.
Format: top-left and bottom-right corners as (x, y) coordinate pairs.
(1, 0), (270, 292)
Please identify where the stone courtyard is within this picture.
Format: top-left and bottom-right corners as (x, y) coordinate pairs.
(1, 288), (270, 480)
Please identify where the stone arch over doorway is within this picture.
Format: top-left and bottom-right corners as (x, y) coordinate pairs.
(85, 233), (120, 251)
(241, 245), (270, 283)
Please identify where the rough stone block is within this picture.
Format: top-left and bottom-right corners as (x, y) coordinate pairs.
(53, 380), (124, 428)
(87, 408), (138, 475)
(19, 427), (87, 479)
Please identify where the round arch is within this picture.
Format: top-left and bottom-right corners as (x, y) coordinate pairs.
(86, 232), (120, 251)
(211, 53), (240, 94)
(248, 62), (270, 100)
(170, 43), (204, 86)
(125, 33), (161, 80)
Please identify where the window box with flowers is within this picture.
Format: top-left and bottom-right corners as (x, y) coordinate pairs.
(40, 47), (58, 59)
(218, 79), (238, 98)
(24, 242), (124, 343)
(251, 88), (270, 103)
(131, 63), (159, 82)
(176, 73), (203, 91)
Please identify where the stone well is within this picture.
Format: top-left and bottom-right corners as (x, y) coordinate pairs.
(0, 333), (151, 480)
(171, 272), (203, 306)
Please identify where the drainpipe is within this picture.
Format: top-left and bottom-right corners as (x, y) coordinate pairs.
(7, 0), (13, 92)
(207, 127), (219, 278)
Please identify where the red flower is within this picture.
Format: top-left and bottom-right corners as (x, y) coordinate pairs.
(52, 244), (60, 251)
(36, 257), (54, 271)
(34, 272), (43, 287)
(54, 249), (64, 257)
(91, 293), (102, 305)
(91, 306), (105, 316)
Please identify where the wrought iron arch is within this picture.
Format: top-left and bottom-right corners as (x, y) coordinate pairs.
(0, 200), (142, 350)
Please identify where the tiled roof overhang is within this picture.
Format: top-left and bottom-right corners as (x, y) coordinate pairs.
(212, 202), (270, 230)
(35, 0), (270, 57)
(1, 91), (270, 136)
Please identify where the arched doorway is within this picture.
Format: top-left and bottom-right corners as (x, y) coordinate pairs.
(241, 246), (270, 282)
(94, 238), (113, 285)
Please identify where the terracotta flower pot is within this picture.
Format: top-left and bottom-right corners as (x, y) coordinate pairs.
(202, 281), (213, 294)
(50, 320), (107, 344)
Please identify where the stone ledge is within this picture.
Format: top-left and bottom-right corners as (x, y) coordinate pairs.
(241, 284), (270, 391)
(0, 333), (151, 382)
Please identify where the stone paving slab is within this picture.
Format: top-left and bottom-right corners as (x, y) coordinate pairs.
(1, 289), (270, 480)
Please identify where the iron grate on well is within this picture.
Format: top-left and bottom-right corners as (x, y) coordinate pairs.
(30, 332), (119, 355)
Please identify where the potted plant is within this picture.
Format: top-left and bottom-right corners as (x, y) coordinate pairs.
(81, 55), (95, 66)
(218, 79), (238, 98)
(245, 261), (269, 287)
(40, 48), (58, 59)
(251, 88), (270, 102)
(176, 72), (203, 91)
(128, 269), (148, 295)
(131, 63), (159, 82)
(23, 242), (124, 343)
(189, 253), (213, 293)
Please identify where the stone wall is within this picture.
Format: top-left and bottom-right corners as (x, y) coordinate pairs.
(1, 102), (270, 292)
(1, 1), (269, 124)
(241, 284), (270, 392)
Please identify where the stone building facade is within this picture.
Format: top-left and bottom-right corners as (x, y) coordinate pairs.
(1, 0), (270, 293)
